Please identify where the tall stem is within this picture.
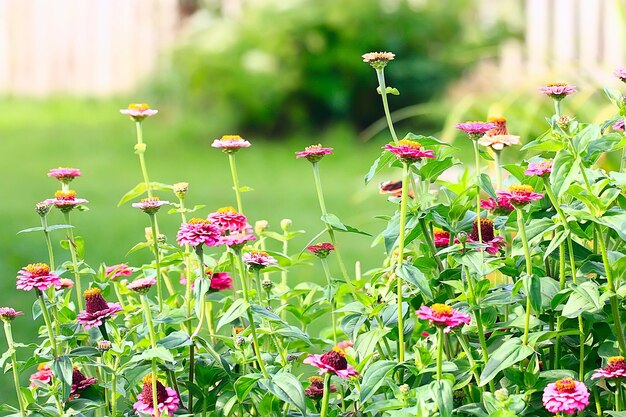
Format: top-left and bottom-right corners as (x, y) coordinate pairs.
(395, 163), (410, 363)
(472, 141), (484, 245)
(436, 327), (444, 381)
(63, 212), (83, 311)
(517, 209), (533, 346)
(418, 218), (444, 271)
(37, 291), (58, 357)
(191, 246), (206, 337)
(463, 265), (490, 365)
(228, 153), (243, 213)
(456, 334), (483, 393)
(493, 150), (503, 190)
(140, 295), (160, 417)
(3, 322), (26, 417)
(554, 243), (566, 369)
(320, 258), (338, 345)
(279, 231), (289, 320)
(375, 68), (399, 143)
(135, 121), (153, 198)
(149, 214), (164, 312)
(41, 216), (55, 271)
(320, 373), (332, 417)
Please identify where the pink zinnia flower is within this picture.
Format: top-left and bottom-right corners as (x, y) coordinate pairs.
(304, 347), (359, 379)
(208, 207), (249, 233)
(45, 190), (88, 213)
(542, 378), (589, 415)
(455, 121), (496, 140)
(242, 250), (278, 270)
(615, 68), (626, 83)
(35, 201), (53, 217)
(132, 197), (169, 215)
(539, 83), (577, 100)
(306, 242), (335, 258)
(384, 139), (436, 163)
(220, 231), (256, 249)
(71, 366), (96, 394)
(295, 144), (334, 163)
(76, 288), (122, 329)
(55, 278), (74, 290)
(176, 218), (221, 247)
(379, 180), (414, 199)
(497, 184), (544, 207)
(106, 264), (133, 280)
(304, 376), (337, 399)
(127, 278), (157, 295)
(481, 196), (514, 215)
(209, 271), (233, 291)
(336, 340), (353, 349)
(477, 117), (520, 150)
(613, 119), (624, 131)
(133, 374), (180, 417)
(48, 167), (81, 184)
(16, 263), (61, 292)
(30, 364), (53, 388)
(417, 304), (470, 333)
(120, 103), (158, 121)
(0, 307), (23, 322)
(468, 218), (505, 255)
(525, 160), (553, 177)
(433, 228), (451, 248)
(592, 356), (626, 380)
(362, 51), (395, 69)
(211, 135), (251, 153)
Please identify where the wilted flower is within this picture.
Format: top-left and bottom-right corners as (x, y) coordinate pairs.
(542, 378), (589, 415)
(76, 288), (122, 329)
(45, 190), (88, 212)
(71, 366), (97, 394)
(615, 68), (626, 83)
(362, 51), (395, 70)
(592, 356), (626, 380)
(433, 228), (451, 248)
(539, 83), (576, 100)
(417, 304), (471, 333)
(176, 218), (221, 247)
(304, 347), (359, 379)
(468, 218), (505, 255)
(106, 264), (133, 280)
(295, 144), (334, 163)
(478, 117), (520, 150)
(0, 307), (23, 322)
(127, 278), (157, 295)
(16, 263), (61, 292)
(525, 160), (553, 177)
(481, 196), (514, 215)
(208, 207), (249, 233)
(379, 180), (415, 199)
(242, 250), (278, 270)
(132, 197), (169, 215)
(497, 184), (544, 207)
(120, 103), (158, 121)
(211, 135), (251, 153)
(455, 121), (496, 140)
(133, 374), (180, 417)
(305, 376), (337, 399)
(384, 139), (436, 163)
(29, 363), (53, 388)
(48, 167), (81, 184)
(306, 242), (335, 258)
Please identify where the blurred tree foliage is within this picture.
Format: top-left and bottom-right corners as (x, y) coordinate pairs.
(158, 0), (508, 135)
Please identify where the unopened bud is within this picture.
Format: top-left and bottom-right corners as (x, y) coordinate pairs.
(235, 335), (246, 347)
(254, 220), (269, 235)
(494, 388), (509, 402)
(262, 279), (273, 290)
(457, 231), (468, 244)
(557, 115), (571, 130)
(399, 384), (410, 395)
(280, 219), (292, 232)
(173, 182), (189, 199)
(35, 202), (52, 217)
(98, 340), (112, 352)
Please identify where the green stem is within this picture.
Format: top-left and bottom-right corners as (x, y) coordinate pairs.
(493, 150), (503, 190)
(192, 246), (206, 337)
(280, 231), (289, 320)
(320, 373), (332, 417)
(135, 121), (153, 198)
(41, 216), (61, 336)
(63, 211), (83, 311)
(418, 217), (444, 271)
(517, 209), (533, 347)
(37, 290), (58, 357)
(395, 163), (410, 364)
(228, 153), (243, 213)
(621, 115), (626, 172)
(472, 140), (484, 245)
(554, 243), (566, 369)
(320, 258), (338, 345)
(375, 68), (399, 143)
(149, 214), (164, 312)
(111, 356), (119, 417)
(593, 386), (602, 416)
(456, 334), (483, 394)
(3, 322), (26, 417)
(463, 265), (490, 365)
(140, 295), (160, 417)
(113, 283), (127, 312)
(436, 327), (444, 381)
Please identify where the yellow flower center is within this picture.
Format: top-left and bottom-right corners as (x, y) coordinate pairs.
(143, 374), (159, 384)
(221, 135), (243, 141)
(305, 144), (324, 151)
(83, 288), (102, 298)
(26, 263), (50, 275)
(55, 190), (76, 199)
(141, 197), (160, 203)
(189, 218), (211, 225)
(217, 206), (237, 214)
(309, 376), (323, 384)
(430, 303), (453, 317)
(397, 139), (422, 149)
(128, 103), (150, 111)
(609, 356), (625, 365)
(555, 378), (576, 393)
(38, 363), (48, 371)
(488, 116), (506, 123)
(249, 250), (269, 256)
(547, 83), (567, 87)
(509, 184), (534, 195)
(332, 346), (346, 357)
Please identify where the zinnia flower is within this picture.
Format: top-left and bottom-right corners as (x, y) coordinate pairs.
(127, 278), (157, 295)
(30, 363), (53, 388)
(592, 356), (626, 380)
(35, 201), (52, 217)
(455, 121), (496, 140)
(384, 139), (436, 163)
(55, 278), (74, 289)
(481, 196), (514, 215)
(615, 68), (626, 83)
(477, 117), (520, 150)
(468, 218), (505, 255)
(208, 271), (233, 291)
(613, 119), (624, 131)
(45, 190), (88, 213)
(220, 230), (256, 249)
(242, 250), (278, 270)
(304, 347), (359, 379)
(433, 228), (451, 248)
(106, 264), (133, 280)
(120, 103), (158, 121)
(211, 135), (251, 153)
(524, 160), (553, 177)
(16, 263), (61, 292)
(379, 180), (414, 199)
(208, 207), (249, 233)
(176, 218), (221, 247)
(542, 378), (589, 415)
(0, 307), (23, 322)
(295, 144), (334, 163)
(306, 243), (335, 258)
(539, 83), (577, 100)
(71, 366), (96, 394)
(337, 340), (353, 349)
(76, 288), (122, 329)
(48, 167), (81, 184)
(132, 197), (169, 215)
(133, 374), (180, 417)
(497, 184), (544, 207)
(304, 376), (337, 400)
(417, 304), (471, 333)
(362, 51), (395, 69)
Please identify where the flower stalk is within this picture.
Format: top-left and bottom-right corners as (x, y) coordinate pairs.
(63, 212), (83, 311)
(140, 294), (160, 417)
(149, 214), (164, 312)
(517, 209), (534, 346)
(3, 321), (26, 417)
(37, 290), (59, 357)
(228, 153), (244, 213)
(395, 162), (410, 363)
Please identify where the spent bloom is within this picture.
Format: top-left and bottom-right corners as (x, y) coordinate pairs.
(106, 264), (133, 280)
(525, 160), (553, 177)
(362, 51), (395, 70)
(542, 378), (589, 415)
(243, 250), (278, 270)
(615, 68), (626, 83)
(478, 117), (520, 150)
(497, 184), (544, 207)
(208, 206), (249, 233)
(71, 366), (96, 394)
(133, 374), (180, 417)
(417, 304), (471, 333)
(127, 278), (157, 295)
(306, 242), (335, 258)
(384, 139), (436, 163)
(295, 144), (334, 163)
(76, 288), (122, 329)
(468, 218), (505, 255)
(305, 376), (337, 400)
(0, 307), (23, 322)
(30, 364), (53, 388)
(455, 121), (496, 140)
(379, 180), (414, 199)
(176, 218), (221, 247)
(46, 190), (88, 212)
(304, 346), (359, 379)
(48, 167), (81, 184)
(539, 83), (577, 100)
(481, 196), (514, 215)
(433, 228), (451, 248)
(211, 134), (251, 153)
(120, 103), (158, 121)
(591, 356), (626, 380)
(132, 197), (169, 215)
(16, 263), (61, 292)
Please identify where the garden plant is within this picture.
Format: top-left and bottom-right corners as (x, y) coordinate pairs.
(2, 53), (626, 417)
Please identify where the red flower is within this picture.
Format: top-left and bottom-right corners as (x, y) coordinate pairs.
(304, 376), (337, 399)
(295, 144), (333, 163)
(433, 228), (451, 248)
(306, 243), (335, 258)
(30, 363), (53, 388)
(481, 196), (514, 215)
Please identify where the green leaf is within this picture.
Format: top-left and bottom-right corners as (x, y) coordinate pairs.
(356, 328), (390, 359)
(562, 281), (602, 318)
(157, 331), (192, 349)
(235, 374), (263, 402)
(365, 151), (394, 184)
(479, 339), (533, 386)
(523, 274), (542, 314)
(118, 182), (146, 206)
(129, 346), (175, 364)
(396, 263), (433, 300)
(550, 150), (580, 198)
(430, 380), (453, 417)
(418, 157), (457, 182)
(360, 360), (396, 403)
(598, 211), (626, 240)
(321, 213), (371, 236)
(479, 174), (497, 200)
(572, 124), (600, 154)
(216, 299), (249, 331)
(52, 355), (73, 400)
(194, 278), (212, 320)
(263, 373), (306, 414)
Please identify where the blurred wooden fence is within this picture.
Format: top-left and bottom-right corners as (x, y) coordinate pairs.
(0, 0), (180, 96)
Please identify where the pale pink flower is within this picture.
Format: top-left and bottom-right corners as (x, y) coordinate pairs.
(468, 218), (505, 255)
(525, 160), (553, 177)
(295, 144), (334, 163)
(208, 207), (249, 233)
(120, 103), (158, 121)
(16, 263), (61, 292)
(306, 243), (335, 258)
(384, 139), (436, 163)
(76, 288), (122, 329)
(456, 121), (496, 140)
(211, 135), (251, 153)
(613, 119), (624, 131)
(417, 304), (470, 333)
(591, 356), (626, 380)
(45, 190), (88, 212)
(127, 278), (157, 295)
(133, 375), (180, 417)
(71, 366), (96, 394)
(362, 51), (395, 69)
(539, 83), (576, 100)
(304, 347), (359, 379)
(30, 364), (53, 388)
(481, 196), (514, 215)
(106, 264), (133, 280)
(55, 278), (75, 289)
(497, 184), (544, 207)
(615, 68), (626, 83)
(242, 250), (277, 270)
(336, 340), (353, 349)
(305, 376), (337, 399)
(433, 228), (451, 248)
(132, 197), (169, 215)
(220, 231), (256, 248)
(542, 378), (589, 415)
(0, 307), (23, 322)
(48, 167), (81, 184)
(176, 218), (221, 247)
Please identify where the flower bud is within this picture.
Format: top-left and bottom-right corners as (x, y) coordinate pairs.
(494, 388), (509, 402)
(280, 218), (292, 232)
(254, 220), (269, 235)
(235, 335), (246, 347)
(35, 201), (52, 217)
(98, 340), (112, 352)
(457, 231), (468, 244)
(262, 279), (273, 290)
(399, 384), (410, 395)
(173, 182), (189, 200)
(557, 115), (571, 130)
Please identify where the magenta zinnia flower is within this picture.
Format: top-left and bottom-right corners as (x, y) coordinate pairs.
(106, 264), (133, 280)
(539, 83), (576, 100)
(481, 196), (514, 215)
(45, 190), (88, 213)
(132, 197), (169, 215)
(525, 160), (553, 177)
(120, 103), (158, 121)
(127, 277), (157, 295)
(30, 364), (53, 388)
(220, 231), (256, 249)
(433, 228), (451, 248)
(304, 347), (359, 379)
(133, 374), (180, 417)
(305, 376), (337, 399)
(295, 144), (334, 163)
(48, 167), (81, 184)
(16, 263), (61, 292)
(0, 307), (23, 322)
(71, 366), (96, 394)
(176, 218), (221, 247)
(211, 135), (251, 153)
(306, 242), (335, 258)
(455, 121), (496, 140)
(208, 206), (249, 233)
(384, 139), (436, 163)
(592, 356), (626, 380)
(209, 271), (233, 291)
(468, 218), (505, 255)
(497, 184), (544, 207)
(242, 250), (278, 270)
(542, 378), (589, 415)
(76, 288), (122, 329)
(417, 304), (470, 333)
(615, 68), (626, 83)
